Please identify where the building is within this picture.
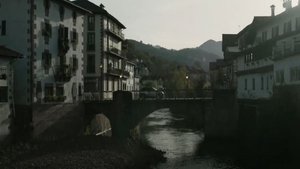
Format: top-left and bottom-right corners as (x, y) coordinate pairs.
(0, 46), (21, 140)
(73, 0), (127, 100)
(223, 0), (300, 99)
(0, 0), (89, 131)
(271, 4), (300, 88)
(209, 35), (239, 90)
(231, 1), (300, 99)
(123, 61), (136, 91)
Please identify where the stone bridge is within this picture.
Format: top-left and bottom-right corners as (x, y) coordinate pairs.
(84, 90), (238, 139)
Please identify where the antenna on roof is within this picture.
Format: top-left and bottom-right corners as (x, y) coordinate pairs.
(283, 0), (292, 10)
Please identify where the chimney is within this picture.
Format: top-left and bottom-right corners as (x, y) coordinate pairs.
(271, 5), (275, 16)
(100, 3), (105, 8)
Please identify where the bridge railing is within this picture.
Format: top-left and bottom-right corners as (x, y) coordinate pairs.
(82, 91), (114, 101)
(131, 89), (213, 100)
(82, 89), (213, 101)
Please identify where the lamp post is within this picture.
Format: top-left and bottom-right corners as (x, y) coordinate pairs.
(185, 75), (189, 97)
(185, 75), (189, 89)
(99, 64), (103, 100)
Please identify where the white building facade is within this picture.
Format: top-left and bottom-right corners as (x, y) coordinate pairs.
(0, 0), (88, 107)
(74, 0), (127, 100)
(235, 2), (300, 99)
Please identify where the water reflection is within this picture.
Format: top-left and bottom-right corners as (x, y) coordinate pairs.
(140, 108), (243, 169)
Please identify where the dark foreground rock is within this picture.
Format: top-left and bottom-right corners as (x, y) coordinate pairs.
(0, 136), (166, 169)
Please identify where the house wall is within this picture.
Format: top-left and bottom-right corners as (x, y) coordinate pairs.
(0, 58), (14, 140)
(0, 0), (30, 105)
(237, 72), (273, 99)
(0, 0), (85, 104)
(33, 0), (85, 103)
(274, 53), (300, 85)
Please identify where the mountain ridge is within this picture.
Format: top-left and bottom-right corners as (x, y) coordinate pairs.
(127, 39), (222, 71)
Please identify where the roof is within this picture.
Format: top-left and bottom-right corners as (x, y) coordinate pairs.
(53, 0), (91, 14)
(0, 46), (22, 59)
(237, 5), (300, 37)
(72, 0), (126, 29)
(222, 34), (237, 51)
(237, 16), (272, 37)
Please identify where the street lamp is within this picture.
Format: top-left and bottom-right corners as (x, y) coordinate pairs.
(185, 75), (189, 96)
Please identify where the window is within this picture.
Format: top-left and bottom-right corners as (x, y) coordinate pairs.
(1, 20), (6, 35)
(72, 11), (77, 26)
(71, 29), (78, 43)
(59, 6), (65, 21)
(266, 77), (269, 90)
(87, 54), (95, 73)
(44, 0), (50, 16)
(276, 70), (285, 84)
(44, 84), (54, 97)
(88, 16), (95, 31)
(294, 38), (300, 53)
(244, 78), (248, 90)
(290, 66), (300, 82)
(261, 76), (264, 90)
(42, 20), (52, 44)
(296, 17), (300, 30)
(71, 55), (78, 72)
(56, 85), (64, 96)
(284, 20), (292, 34)
(64, 27), (69, 40)
(42, 50), (52, 70)
(252, 78), (255, 90)
(0, 86), (8, 102)
(262, 31), (267, 42)
(87, 32), (95, 51)
(272, 26), (279, 38)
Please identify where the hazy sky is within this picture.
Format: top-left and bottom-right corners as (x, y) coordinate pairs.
(88, 0), (298, 49)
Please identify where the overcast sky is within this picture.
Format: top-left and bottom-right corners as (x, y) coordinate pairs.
(88, 0), (298, 50)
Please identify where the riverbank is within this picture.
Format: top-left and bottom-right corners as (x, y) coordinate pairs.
(0, 136), (166, 169)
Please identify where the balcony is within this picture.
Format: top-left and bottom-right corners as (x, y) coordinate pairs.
(273, 47), (300, 60)
(54, 64), (72, 82)
(107, 47), (126, 59)
(106, 27), (124, 41)
(122, 70), (130, 78)
(107, 67), (129, 79)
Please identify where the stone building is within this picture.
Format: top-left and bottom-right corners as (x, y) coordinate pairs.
(0, 0), (89, 134)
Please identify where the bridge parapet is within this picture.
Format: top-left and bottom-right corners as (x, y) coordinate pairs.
(83, 89), (213, 101)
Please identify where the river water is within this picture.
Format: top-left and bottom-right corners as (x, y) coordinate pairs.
(140, 108), (244, 169)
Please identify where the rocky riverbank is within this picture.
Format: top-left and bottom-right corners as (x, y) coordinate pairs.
(0, 136), (166, 169)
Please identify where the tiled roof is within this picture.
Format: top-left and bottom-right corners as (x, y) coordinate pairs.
(237, 5), (300, 37)
(0, 46), (22, 59)
(72, 0), (126, 29)
(53, 0), (91, 14)
(237, 16), (272, 37)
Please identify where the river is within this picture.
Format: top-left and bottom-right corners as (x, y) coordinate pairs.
(140, 108), (244, 169)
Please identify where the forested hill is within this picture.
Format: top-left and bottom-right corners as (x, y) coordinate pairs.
(127, 39), (222, 71)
